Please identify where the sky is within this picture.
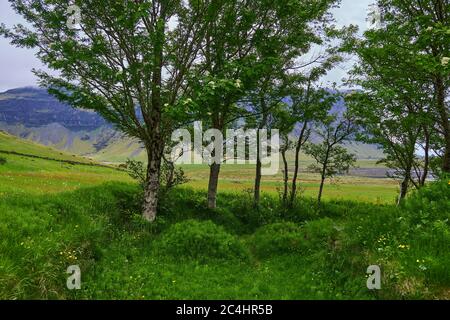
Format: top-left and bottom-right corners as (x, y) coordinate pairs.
(0, 0), (374, 92)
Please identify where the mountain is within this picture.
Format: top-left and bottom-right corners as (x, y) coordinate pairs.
(0, 87), (146, 162)
(0, 87), (384, 163)
(0, 87), (106, 130)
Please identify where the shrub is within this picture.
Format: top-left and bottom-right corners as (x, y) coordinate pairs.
(156, 219), (249, 262)
(0, 156), (6, 165)
(249, 222), (304, 258)
(400, 179), (450, 285)
(301, 218), (339, 249)
(124, 158), (188, 193)
(402, 178), (450, 225)
(225, 194), (282, 233)
(249, 219), (340, 258)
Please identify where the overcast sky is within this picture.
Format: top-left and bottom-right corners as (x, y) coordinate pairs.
(0, 0), (374, 92)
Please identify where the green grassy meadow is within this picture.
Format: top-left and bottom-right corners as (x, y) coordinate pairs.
(0, 132), (449, 300)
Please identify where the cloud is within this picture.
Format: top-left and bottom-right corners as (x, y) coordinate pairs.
(0, 0), (373, 92)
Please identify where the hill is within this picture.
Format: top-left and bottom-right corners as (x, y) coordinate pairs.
(0, 87), (384, 163)
(0, 131), (132, 195)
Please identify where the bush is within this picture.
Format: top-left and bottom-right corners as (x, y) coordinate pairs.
(225, 194), (282, 233)
(402, 178), (450, 225)
(0, 156), (6, 165)
(249, 222), (304, 258)
(301, 218), (339, 249)
(156, 219), (250, 262)
(400, 179), (450, 285)
(124, 159), (188, 193)
(249, 219), (339, 258)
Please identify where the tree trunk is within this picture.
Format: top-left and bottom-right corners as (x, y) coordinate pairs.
(207, 162), (221, 209)
(317, 149), (330, 204)
(420, 126), (430, 187)
(397, 175), (409, 206)
(435, 76), (450, 173)
(142, 12), (165, 222)
(281, 149), (289, 204)
(254, 129), (262, 206)
(253, 99), (268, 206)
(289, 122), (308, 206)
(318, 174), (326, 204)
(254, 159), (262, 206)
(143, 143), (163, 222)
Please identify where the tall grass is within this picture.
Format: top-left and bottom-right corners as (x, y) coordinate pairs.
(0, 179), (448, 299)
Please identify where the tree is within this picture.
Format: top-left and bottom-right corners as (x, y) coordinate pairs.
(345, 0), (449, 200)
(249, 52), (348, 207)
(348, 0), (450, 173)
(186, 0), (344, 209)
(304, 113), (358, 203)
(346, 87), (432, 203)
(1, 0), (215, 221)
(247, 71), (289, 207)
(271, 103), (296, 204)
(286, 82), (342, 207)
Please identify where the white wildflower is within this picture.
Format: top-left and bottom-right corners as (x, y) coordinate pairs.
(183, 98), (193, 105)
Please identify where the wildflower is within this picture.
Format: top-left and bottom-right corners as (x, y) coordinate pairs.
(183, 98), (193, 105)
(426, 26), (433, 32)
(442, 57), (450, 66)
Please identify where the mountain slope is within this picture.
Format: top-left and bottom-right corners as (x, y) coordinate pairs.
(0, 87), (385, 163)
(0, 131), (131, 195)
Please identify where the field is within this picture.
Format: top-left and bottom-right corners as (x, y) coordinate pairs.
(181, 163), (398, 204)
(0, 132), (133, 195)
(0, 132), (449, 300)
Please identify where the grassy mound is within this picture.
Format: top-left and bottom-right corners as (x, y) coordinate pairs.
(156, 219), (250, 262)
(249, 219), (339, 258)
(249, 222), (304, 257)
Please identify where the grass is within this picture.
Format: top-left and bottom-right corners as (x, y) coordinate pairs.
(0, 182), (448, 300)
(181, 163), (398, 204)
(0, 132), (132, 195)
(0, 131), (93, 163)
(1, 130), (398, 203)
(1, 132), (448, 300)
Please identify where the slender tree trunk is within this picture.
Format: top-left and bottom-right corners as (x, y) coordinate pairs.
(397, 174), (410, 206)
(254, 97), (268, 206)
(281, 149), (289, 204)
(435, 76), (450, 173)
(420, 127), (430, 187)
(318, 150), (329, 204)
(208, 162), (221, 209)
(289, 122), (308, 206)
(318, 173), (326, 204)
(254, 129), (262, 206)
(254, 160), (262, 206)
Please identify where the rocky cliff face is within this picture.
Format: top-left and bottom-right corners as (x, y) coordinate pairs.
(0, 87), (106, 130)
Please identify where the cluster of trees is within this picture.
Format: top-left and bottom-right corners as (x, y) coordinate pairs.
(1, 0), (448, 220)
(346, 0), (449, 203)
